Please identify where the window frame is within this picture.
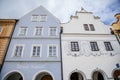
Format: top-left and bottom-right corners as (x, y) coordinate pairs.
(31, 44), (42, 57)
(18, 27), (28, 36)
(89, 24), (95, 31)
(104, 42), (113, 51)
(12, 44), (24, 57)
(49, 27), (57, 36)
(71, 42), (79, 52)
(34, 27), (43, 36)
(31, 15), (39, 22)
(90, 42), (99, 51)
(84, 24), (89, 31)
(40, 15), (47, 22)
(47, 44), (58, 57)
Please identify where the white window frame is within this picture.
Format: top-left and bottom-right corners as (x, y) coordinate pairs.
(34, 27), (43, 36)
(31, 44), (42, 57)
(40, 15), (47, 22)
(49, 27), (57, 36)
(12, 44), (24, 57)
(0, 27), (3, 34)
(47, 44), (58, 57)
(18, 27), (28, 36)
(31, 15), (39, 22)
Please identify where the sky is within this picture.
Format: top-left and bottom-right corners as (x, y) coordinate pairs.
(0, 0), (120, 25)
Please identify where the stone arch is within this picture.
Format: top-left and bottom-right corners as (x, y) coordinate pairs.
(112, 68), (120, 80)
(92, 69), (107, 80)
(3, 71), (23, 80)
(69, 70), (86, 80)
(34, 71), (54, 80)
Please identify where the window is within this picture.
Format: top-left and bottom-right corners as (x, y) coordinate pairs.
(0, 27), (2, 34)
(84, 24), (89, 31)
(31, 15), (39, 21)
(83, 24), (95, 31)
(90, 42), (99, 51)
(89, 24), (95, 31)
(40, 15), (47, 21)
(19, 27), (27, 36)
(32, 45), (41, 57)
(35, 27), (43, 36)
(104, 42), (113, 51)
(71, 42), (79, 51)
(31, 15), (47, 22)
(14, 45), (23, 57)
(49, 27), (57, 36)
(48, 45), (57, 57)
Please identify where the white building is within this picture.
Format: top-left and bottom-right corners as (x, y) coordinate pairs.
(61, 8), (120, 80)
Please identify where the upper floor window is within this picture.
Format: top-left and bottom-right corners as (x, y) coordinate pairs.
(32, 45), (41, 57)
(104, 42), (113, 51)
(31, 15), (39, 22)
(0, 27), (3, 34)
(13, 45), (24, 57)
(40, 15), (47, 22)
(71, 42), (79, 51)
(49, 27), (57, 36)
(48, 45), (57, 57)
(19, 27), (27, 36)
(31, 15), (47, 22)
(90, 42), (99, 51)
(35, 27), (43, 36)
(83, 24), (95, 31)
(89, 24), (95, 31)
(84, 24), (89, 31)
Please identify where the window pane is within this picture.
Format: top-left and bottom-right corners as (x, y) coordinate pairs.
(35, 27), (42, 36)
(89, 24), (95, 31)
(50, 27), (56, 36)
(104, 42), (113, 51)
(71, 42), (79, 51)
(90, 42), (99, 51)
(19, 27), (27, 36)
(84, 24), (89, 31)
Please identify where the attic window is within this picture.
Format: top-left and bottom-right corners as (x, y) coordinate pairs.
(31, 15), (47, 22)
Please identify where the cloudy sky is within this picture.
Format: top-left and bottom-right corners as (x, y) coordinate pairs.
(0, 0), (120, 25)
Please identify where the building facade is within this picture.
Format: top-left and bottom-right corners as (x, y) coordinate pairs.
(0, 19), (16, 69)
(61, 8), (120, 80)
(0, 6), (61, 80)
(112, 13), (120, 39)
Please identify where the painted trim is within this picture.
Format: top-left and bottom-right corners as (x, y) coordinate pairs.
(32, 70), (55, 80)
(2, 70), (24, 80)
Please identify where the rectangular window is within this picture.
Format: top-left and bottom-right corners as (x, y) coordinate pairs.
(104, 42), (113, 51)
(84, 24), (89, 31)
(90, 42), (99, 51)
(89, 24), (95, 31)
(35, 27), (43, 36)
(32, 45), (41, 57)
(14, 45), (23, 57)
(31, 15), (39, 21)
(71, 42), (79, 51)
(49, 27), (57, 36)
(48, 45), (57, 57)
(40, 15), (47, 21)
(19, 27), (27, 36)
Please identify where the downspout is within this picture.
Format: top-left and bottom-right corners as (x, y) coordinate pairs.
(60, 27), (63, 80)
(0, 20), (18, 73)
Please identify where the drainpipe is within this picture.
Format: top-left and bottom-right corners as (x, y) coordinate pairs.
(60, 27), (63, 80)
